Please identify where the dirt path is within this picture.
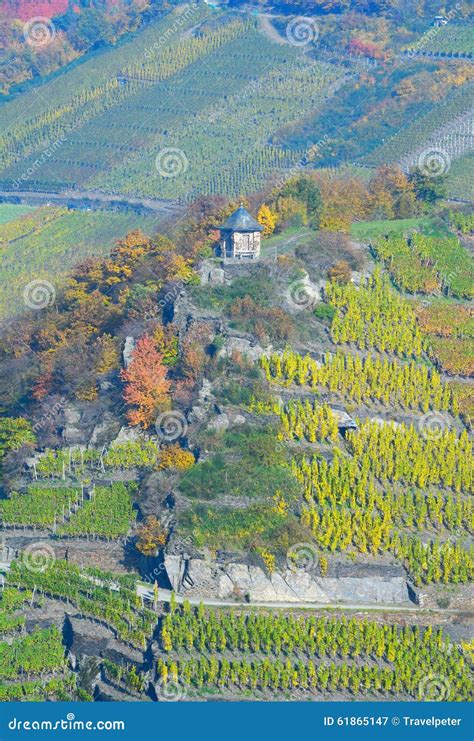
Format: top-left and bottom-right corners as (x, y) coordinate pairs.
(258, 15), (288, 46)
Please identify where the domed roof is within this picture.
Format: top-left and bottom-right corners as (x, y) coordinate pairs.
(219, 205), (263, 232)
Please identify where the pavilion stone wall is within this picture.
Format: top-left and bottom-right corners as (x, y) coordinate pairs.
(229, 231), (261, 259)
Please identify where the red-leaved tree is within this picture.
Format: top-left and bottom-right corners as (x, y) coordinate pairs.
(120, 335), (170, 428)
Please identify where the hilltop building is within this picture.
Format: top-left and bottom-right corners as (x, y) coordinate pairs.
(217, 205), (263, 262)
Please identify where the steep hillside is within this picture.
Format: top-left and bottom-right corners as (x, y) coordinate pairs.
(0, 186), (471, 701)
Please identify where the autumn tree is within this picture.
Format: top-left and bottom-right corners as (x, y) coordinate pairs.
(158, 444), (195, 471)
(121, 335), (171, 428)
(274, 196), (308, 228)
(135, 516), (168, 556)
(368, 165), (416, 219)
(327, 260), (352, 284)
(257, 204), (278, 237)
(409, 167), (448, 204)
(277, 175), (322, 227)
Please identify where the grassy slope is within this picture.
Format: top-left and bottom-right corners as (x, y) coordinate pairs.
(0, 204), (36, 225)
(0, 207), (166, 318)
(350, 216), (449, 240)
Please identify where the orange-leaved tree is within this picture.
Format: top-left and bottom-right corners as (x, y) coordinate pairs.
(121, 335), (171, 428)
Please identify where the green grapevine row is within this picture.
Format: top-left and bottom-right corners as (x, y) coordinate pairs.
(325, 269), (425, 356)
(260, 348), (457, 412)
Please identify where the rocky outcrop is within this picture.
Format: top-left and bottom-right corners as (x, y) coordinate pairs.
(89, 412), (121, 447)
(62, 403), (113, 446)
(218, 334), (268, 362)
(188, 377), (215, 426)
(199, 260), (225, 285)
(283, 271), (322, 314)
(165, 555), (411, 605)
(123, 336), (136, 368)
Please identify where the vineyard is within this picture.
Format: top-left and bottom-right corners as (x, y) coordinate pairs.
(445, 152), (474, 201)
(57, 482), (137, 539)
(279, 401), (339, 444)
(364, 84), (474, 169)
(373, 233), (474, 298)
(407, 24), (474, 56)
(0, 587), (31, 635)
(325, 269), (425, 356)
(0, 12), (346, 201)
(0, 484), (81, 527)
(415, 300), (474, 377)
(156, 604), (472, 700)
(0, 8), (212, 156)
(7, 559), (155, 648)
(34, 439), (167, 477)
(346, 420), (472, 493)
(0, 207), (166, 318)
(0, 625), (76, 701)
(252, 318), (473, 585)
(261, 349), (457, 412)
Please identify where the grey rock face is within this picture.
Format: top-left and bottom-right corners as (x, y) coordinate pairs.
(112, 426), (142, 444)
(89, 412), (120, 446)
(165, 556), (411, 605)
(219, 336), (267, 361)
(198, 260), (225, 285)
(123, 337), (136, 369)
(63, 405), (86, 445)
(208, 413), (230, 432)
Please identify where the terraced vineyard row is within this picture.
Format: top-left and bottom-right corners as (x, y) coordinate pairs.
(0, 16), (346, 200)
(7, 559), (155, 648)
(325, 269), (426, 357)
(261, 349), (457, 412)
(373, 233), (474, 298)
(364, 84), (474, 168)
(157, 605), (472, 700)
(407, 24), (474, 56)
(252, 387), (473, 583)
